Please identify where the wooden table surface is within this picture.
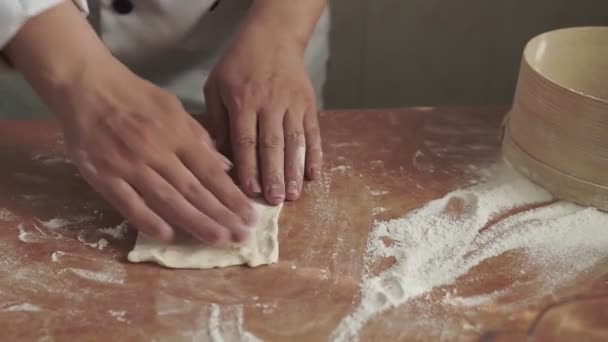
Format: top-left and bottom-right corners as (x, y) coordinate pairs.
(0, 107), (606, 341)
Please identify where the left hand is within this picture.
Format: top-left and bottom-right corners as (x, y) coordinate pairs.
(204, 24), (322, 205)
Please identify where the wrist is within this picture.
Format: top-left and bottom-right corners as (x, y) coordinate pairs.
(234, 20), (308, 58)
(243, 0), (327, 53)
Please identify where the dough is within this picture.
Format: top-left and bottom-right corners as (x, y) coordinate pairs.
(127, 200), (282, 269)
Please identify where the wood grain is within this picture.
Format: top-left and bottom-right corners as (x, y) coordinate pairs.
(0, 107), (606, 341)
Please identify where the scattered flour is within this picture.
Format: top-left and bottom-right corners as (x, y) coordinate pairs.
(97, 238), (108, 250)
(0, 209), (16, 221)
(412, 150), (435, 173)
(330, 165), (351, 173)
(254, 302), (277, 315)
(371, 207), (387, 216)
(50, 251), (66, 262)
(77, 230), (109, 250)
(39, 216), (94, 230)
(208, 304), (223, 342)
(40, 218), (71, 230)
(109, 309), (129, 323)
(63, 268), (125, 285)
(331, 142), (361, 148)
(2, 303), (43, 312)
(331, 162), (608, 341)
(206, 304), (262, 342)
(99, 221), (128, 240)
(31, 153), (71, 165)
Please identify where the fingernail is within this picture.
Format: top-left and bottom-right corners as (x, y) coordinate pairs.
(218, 153), (233, 169)
(249, 180), (262, 195)
(287, 181), (299, 196)
(268, 184), (284, 201)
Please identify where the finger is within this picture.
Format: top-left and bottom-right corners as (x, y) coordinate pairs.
(151, 154), (249, 242)
(180, 145), (257, 228)
(130, 166), (231, 245)
(284, 109), (306, 201)
(204, 81), (230, 154)
(186, 115), (232, 172)
(259, 109), (286, 205)
(304, 108), (323, 180)
(230, 110), (262, 196)
(85, 174), (174, 242)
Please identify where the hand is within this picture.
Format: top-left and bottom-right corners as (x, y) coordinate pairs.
(53, 61), (256, 244)
(204, 24), (323, 205)
(4, 1), (256, 244)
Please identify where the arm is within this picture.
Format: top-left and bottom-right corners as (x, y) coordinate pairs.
(4, 1), (113, 112)
(4, 2), (255, 245)
(0, 0), (88, 68)
(244, 0), (328, 52)
(205, 0), (328, 205)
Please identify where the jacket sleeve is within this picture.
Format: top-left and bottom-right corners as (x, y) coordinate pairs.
(0, 0), (90, 69)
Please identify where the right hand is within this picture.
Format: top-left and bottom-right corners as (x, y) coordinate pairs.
(52, 61), (256, 244)
(2, 0), (255, 244)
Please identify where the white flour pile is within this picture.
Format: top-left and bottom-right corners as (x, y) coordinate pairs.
(331, 162), (608, 341)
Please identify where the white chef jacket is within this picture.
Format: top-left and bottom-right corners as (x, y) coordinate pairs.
(0, 0), (329, 116)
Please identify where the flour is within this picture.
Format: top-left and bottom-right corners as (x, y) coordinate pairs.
(108, 309), (129, 323)
(18, 223), (37, 243)
(412, 149), (435, 173)
(0, 209), (16, 221)
(40, 218), (71, 230)
(208, 304), (224, 342)
(372, 208), (387, 216)
(99, 221), (128, 240)
(97, 238), (108, 250)
(205, 304), (262, 342)
(40, 215), (95, 230)
(50, 251), (66, 262)
(369, 190), (389, 196)
(2, 303), (43, 312)
(330, 165), (351, 173)
(63, 268), (125, 285)
(31, 153), (71, 165)
(77, 230), (109, 250)
(331, 162), (608, 341)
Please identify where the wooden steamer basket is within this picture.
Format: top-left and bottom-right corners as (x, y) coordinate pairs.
(503, 27), (608, 210)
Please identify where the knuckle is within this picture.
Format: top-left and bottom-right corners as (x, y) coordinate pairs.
(304, 92), (317, 107)
(152, 188), (174, 204)
(234, 135), (256, 149)
(122, 204), (149, 227)
(261, 134), (284, 150)
(238, 165), (258, 178)
(184, 180), (203, 198)
(305, 128), (322, 144)
(92, 153), (121, 173)
(265, 170), (284, 184)
(286, 131), (306, 146)
(160, 94), (184, 112)
(195, 224), (224, 244)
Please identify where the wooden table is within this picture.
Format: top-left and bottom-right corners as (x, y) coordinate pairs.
(0, 107), (606, 341)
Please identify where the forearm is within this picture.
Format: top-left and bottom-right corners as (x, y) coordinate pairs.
(244, 0), (328, 52)
(4, 1), (115, 98)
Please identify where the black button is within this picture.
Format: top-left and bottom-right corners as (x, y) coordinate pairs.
(112, 0), (133, 14)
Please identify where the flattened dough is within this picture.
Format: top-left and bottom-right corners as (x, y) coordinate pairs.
(127, 201), (282, 269)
